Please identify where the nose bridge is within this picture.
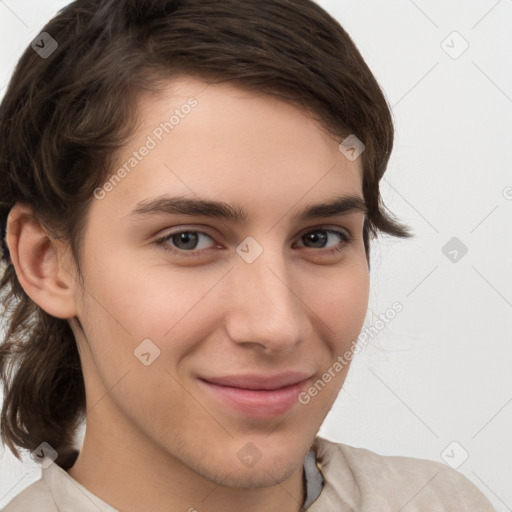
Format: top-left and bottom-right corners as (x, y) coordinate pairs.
(225, 239), (310, 350)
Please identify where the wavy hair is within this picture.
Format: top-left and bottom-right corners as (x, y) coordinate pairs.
(0, 0), (413, 469)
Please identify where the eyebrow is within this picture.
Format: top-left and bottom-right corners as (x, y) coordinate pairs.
(127, 194), (368, 223)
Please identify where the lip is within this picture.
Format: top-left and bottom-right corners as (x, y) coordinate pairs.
(198, 372), (313, 419)
(201, 372), (313, 390)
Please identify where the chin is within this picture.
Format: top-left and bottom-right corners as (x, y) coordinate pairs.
(178, 441), (302, 490)
(208, 461), (298, 489)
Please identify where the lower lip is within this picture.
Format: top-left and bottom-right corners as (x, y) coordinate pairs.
(198, 379), (309, 419)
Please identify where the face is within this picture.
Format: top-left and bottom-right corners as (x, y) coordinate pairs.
(67, 76), (370, 488)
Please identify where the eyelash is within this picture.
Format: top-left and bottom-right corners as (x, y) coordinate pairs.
(154, 228), (353, 259)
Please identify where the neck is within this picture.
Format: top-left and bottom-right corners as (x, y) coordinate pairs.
(67, 402), (306, 512)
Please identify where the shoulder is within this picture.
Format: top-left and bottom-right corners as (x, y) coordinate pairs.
(312, 436), (496, 511)
(1, 478), (57, 512)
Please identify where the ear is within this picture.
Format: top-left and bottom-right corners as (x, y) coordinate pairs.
(6, 203), (79, 319)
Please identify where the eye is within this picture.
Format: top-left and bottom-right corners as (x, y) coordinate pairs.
(156, 230), (217, 257)
(294, 228), (353, 255)
(154, 227), (353, 258)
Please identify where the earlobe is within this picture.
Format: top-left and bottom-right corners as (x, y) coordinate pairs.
(6, 203), (78, 319)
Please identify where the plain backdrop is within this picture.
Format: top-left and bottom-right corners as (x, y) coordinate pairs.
(0, 0), (511, 510)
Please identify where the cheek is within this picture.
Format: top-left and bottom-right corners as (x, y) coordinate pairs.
(81, 251), (183, 334)
(79, 254), (220, 374)
(312, 258), (370, 349)
(76, 259), (207, 432)
(298, 261), (369, 410)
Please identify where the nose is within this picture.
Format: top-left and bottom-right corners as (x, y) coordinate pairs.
(223, 243), (313, 354)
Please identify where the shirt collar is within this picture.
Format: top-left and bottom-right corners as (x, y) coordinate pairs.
(302, 445), (325, 509)
(42, 463), (118, 512)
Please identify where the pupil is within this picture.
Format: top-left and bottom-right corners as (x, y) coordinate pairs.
(306, 231), (327, 248)
(175, 232), (198, 250)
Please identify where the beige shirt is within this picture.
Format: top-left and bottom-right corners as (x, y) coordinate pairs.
(2, 436), (496, 511)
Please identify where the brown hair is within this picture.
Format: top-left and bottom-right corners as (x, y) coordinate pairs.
(0, 0), (413, 469)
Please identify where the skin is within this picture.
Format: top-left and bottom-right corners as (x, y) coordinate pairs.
(7, 76), (370, 512)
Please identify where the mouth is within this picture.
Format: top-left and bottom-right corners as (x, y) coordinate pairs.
(197, 372), (313, 419)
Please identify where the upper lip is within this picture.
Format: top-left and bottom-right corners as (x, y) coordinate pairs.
(200, 372), (313, 391)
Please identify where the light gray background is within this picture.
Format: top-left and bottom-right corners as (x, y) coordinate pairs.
(1, 0), (511, 510)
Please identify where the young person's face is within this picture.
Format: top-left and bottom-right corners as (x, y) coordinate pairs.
(67, 76), (369, 488)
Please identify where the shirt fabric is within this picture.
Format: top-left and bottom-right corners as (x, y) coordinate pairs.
(2, 435), (496, 511)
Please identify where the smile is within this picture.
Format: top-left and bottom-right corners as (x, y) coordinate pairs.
(197, 372), (313, 419)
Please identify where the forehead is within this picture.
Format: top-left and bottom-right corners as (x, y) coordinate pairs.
(92, 76), (364, 224)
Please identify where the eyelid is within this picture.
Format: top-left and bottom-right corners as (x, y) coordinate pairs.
(296, 224), (351, 238)
(155, 226), (218, 244)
